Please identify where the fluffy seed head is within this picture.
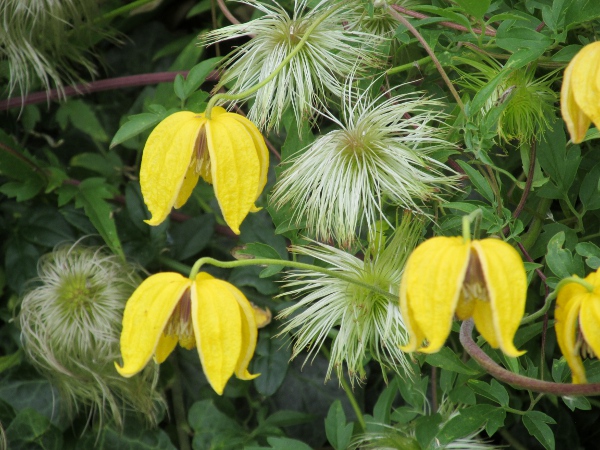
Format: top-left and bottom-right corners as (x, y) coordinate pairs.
(19, 244), (162, 428)
(277, 215), (423, 385)
(201, 0), (382, 131)
(272, 83), (459, 246)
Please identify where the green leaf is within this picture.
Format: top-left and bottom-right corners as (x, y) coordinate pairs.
(467, 379), (509, 406)
(0, 350), (22, 374)
(6, 408), (63, 450)
(110, 106), (167, 148)
(562, 395), (591, 411)
(252, 328), (291, 396)
(20, 206), (74, 247)
(188, 400), (247, 450)
(373, 379), (398, 425)
(56, 99), (108, 142)
(173, 73), (186, 100)
(4, 239), (39, 294)
(456, 161), (495, 205)
(71, 151), (123, 180)
(170, 215), (215, 261)
(565, 0), (600, 29)
(454, 0), (490, 19)
(537, 124), (581, 198)
(523, 411), (556, 450)
(579, 162), (600, 211)
(485, 408), (506, 436)
(0, 380), (65, 428)
(245, 437), (313, 450)
(184, 57), (222, 98)
(546, 231), (583, 278)
(425, 347), (479, 375)
(325, 400), (353, 450)
(436, 404), (496, 446)
(75, 178), (124, 259)
(496, 25), (553, 69)
(415, 413), (443, 449)
(262, 410), (315, 428)
(0, 129), (47, 185)
(75, 423), (177, 450)
(576, 242), (600, 269)
(0, 178), (45, 201)
(237, 243), (285, 278)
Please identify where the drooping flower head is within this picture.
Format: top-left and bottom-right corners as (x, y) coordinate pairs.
(19, 244), (161, 427)
(561, 41), (600, 143)
(278, 215), (423, 385)
(140, 107), (269, 234)
(201, 0), (381, 131)
(272, 84), (458, 246)
(400, 235), (527, 356)
(116, 271), (259, 395)
(555, 269), (600, 384)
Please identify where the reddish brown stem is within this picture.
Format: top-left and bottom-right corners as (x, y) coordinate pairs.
(1, 71), (219, 111)
(391, 5), (496, 37)
(460, 319), (600, 395)
(217, 0), (241, 25)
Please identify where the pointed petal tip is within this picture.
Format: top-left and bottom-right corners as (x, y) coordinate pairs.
(114, 361), (135, 378)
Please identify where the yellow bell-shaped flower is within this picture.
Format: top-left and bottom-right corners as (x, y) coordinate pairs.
(555, 270), (600, 384)
(115, 271), (259, 395)
(140, 107), (269, 234)
(560, 41), (600, 144)
(400, 236), (527, 356)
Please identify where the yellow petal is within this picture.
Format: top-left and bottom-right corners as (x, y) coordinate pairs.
(155, 334), (179, 364)
(561, 51), (591, 144)
(192, 275), (243, 395)
(175, 162), (201, 209)
(116, 273), (190, 377)
(399, 236), (470, 353)
(219, 282), (259, 380)
(556, 283), (586, 383)
(229, 113), (270, 202)
(206, 113), (261, 234)
(578, 272), (600, 375)
(399, 275), (428, 353)
(570, 42), (600, 142)
(472, 239), (526, 357)
(140, 111), (205, 226)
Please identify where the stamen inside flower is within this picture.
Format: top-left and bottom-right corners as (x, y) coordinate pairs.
(578, 328), (597, 360)
(164, 288), (195, 349)
(193, 124), (212, 183)
(456, 251), (489, 320)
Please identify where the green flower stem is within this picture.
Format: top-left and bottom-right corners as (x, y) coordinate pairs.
(321, 347), (366, 431)
(158, 256), (193, 275)
(461, 209), (482, 242)
(460, 319), (600, 396)
(387, 6), (464, 110)
(204, 2), (342, 119)
(520, 197), (553, 251)
(386, 56), (431, 75)
(189, 257), (398, 302)
(96, 0), (157, 23)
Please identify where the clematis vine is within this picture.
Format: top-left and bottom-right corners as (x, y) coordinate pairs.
(140, 106), (269, 234)
(560, 41), (600, 143)
(400, 213), (527, 356)
(116, 271), (259, 395)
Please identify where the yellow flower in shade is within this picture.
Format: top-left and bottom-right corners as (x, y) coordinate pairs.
(555, 270), (600, 384)
(400, 236), (527, 356)
(140, 107), (269, 234)
(115, 271), (259, 395)
(561, 41), (600, 144)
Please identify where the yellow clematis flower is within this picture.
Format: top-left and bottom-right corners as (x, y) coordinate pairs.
(115, 271), (259, 395)
(400, 236), (527, 356)
(140, 107), (269, 234)
(555, 270), (600, 384)
(560, 41), (600, 144)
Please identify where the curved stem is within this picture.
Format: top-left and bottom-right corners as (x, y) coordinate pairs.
(204, 3), (342, 118)
(390, 5), (496, 36)
(339, 372), (366, 431)
(188, 257), (398, 301)
(387, 7), (464, 110)
(0, 71), (196, 110)
(217, 0), (241, 25)
(460, 319), (600, 396)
